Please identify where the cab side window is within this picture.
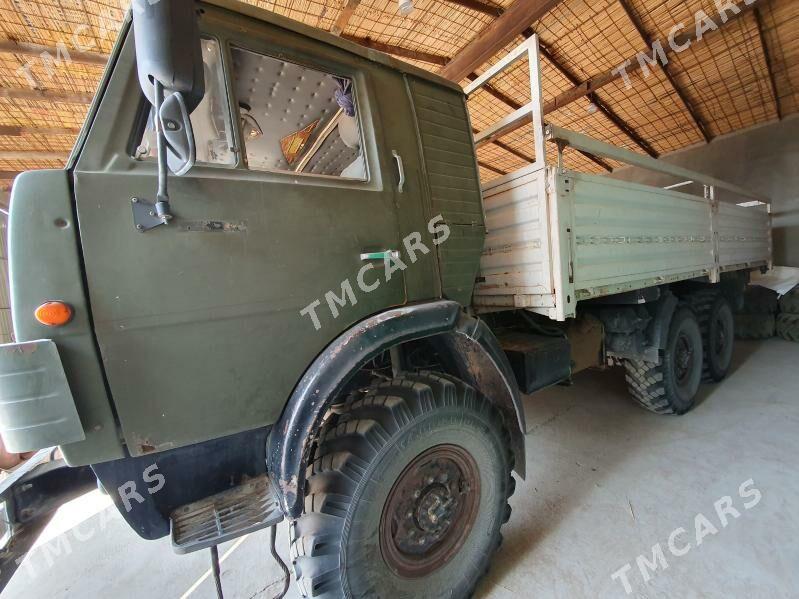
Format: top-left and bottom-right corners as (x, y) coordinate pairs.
(137, 38), (235, 167)
(230, 46), (367, 180)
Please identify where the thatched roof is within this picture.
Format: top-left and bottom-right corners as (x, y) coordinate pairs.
(0, 0), (795, 200)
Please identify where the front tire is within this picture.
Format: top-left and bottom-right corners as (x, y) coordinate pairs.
(290, 372), (514, 598)
(625, 307), (704, 414)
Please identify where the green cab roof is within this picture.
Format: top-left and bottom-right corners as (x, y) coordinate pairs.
(204, 0), (463, 93)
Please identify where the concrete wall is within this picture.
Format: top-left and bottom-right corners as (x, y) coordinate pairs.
(609, 116), (799, 267)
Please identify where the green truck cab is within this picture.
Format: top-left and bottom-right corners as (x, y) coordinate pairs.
(1, 2), (523, 595)
(0, 0), (769, 596)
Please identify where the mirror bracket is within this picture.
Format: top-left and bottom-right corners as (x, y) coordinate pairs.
(131, 197), (166, 232)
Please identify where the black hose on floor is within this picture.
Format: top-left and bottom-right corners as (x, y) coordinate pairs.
(210, 545), (224, 599)
(269, 524), (291, 599)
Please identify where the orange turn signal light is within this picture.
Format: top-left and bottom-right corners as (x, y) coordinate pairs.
(34, 301), (74, 327)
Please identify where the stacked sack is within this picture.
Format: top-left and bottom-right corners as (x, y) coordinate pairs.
(735, 285), (778, 339)
(777, 286), (799, 343)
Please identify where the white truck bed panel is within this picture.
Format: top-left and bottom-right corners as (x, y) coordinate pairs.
(474, 166), (772, 321)
(715, 200), (771, 270)
(478, 169), (553, 300)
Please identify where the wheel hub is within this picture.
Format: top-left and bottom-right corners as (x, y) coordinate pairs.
(714, 315), (728, 354)
(380, 444), (480, 578)
(675, 333), (694, 383)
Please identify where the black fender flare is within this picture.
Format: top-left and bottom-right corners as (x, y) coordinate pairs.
(647, 289), (679, 352)
(267, 300), (526, 518)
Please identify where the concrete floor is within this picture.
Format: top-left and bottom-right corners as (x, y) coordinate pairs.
(4, 339), (798, 598)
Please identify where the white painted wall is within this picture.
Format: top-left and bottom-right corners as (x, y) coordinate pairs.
(609, 116), (799, 267)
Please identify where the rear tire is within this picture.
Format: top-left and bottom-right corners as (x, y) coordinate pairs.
(776, 313), (799, 343)
(741, 285), (778, 314)
(701, 294), (735, 382)
(778, 287), (799, 315)
(734, 313), (775, 340)
(290, 371), (514, 599)
(625, 307), (703, 415)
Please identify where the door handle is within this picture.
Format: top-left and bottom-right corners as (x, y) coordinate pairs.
(360, 250), (400, 261)
(392, 150), (405, 193)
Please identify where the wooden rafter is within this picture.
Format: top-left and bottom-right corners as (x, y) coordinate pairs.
(331, 0), (361, 36)
(467, 76), (613, 172)
(753, 7), (782, 120)
(341, 35), (449, 65)
(487, 1), (761, 149)
(532, 34), (659, 158)
(478, 160), (506, 175)
(617, 0), (712, 143)
(443, 0), (503, 18)
(545, 1), (758, 114)
(0, 125), (80, 136)
(0, 171), (21, 179)
(439, 0), (565, 82)
(0, 38), (108, 65)
(0, 151), (67, 160)
(0, 87), (93, 103)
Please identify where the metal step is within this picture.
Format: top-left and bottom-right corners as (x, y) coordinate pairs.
(170, 474), (284, 554)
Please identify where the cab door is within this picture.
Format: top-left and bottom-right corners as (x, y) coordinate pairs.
(72, 7), (406, 455)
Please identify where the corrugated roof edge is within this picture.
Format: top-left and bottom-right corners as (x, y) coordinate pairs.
(204, 0), (463, 93)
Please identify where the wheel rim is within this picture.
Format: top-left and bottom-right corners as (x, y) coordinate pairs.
(379, 444), (481, 578)
(711, 304), (734, 370)
(674, 332), (695, 384)
(713, 313), (730, 355)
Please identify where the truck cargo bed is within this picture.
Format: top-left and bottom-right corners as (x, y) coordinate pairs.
(473, 163), (771, 321)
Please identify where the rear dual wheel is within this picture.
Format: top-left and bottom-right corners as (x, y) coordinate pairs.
(625, 307), (704, 415)
(290, 371), (514, 598)
(689, 292), (735, 382)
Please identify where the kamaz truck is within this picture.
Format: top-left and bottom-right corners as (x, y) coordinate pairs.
(0, 1), (771, 597)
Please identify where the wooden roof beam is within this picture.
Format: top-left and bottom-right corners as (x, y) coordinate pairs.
(545, 1), (758, 115)
(331, 0), (361, 36)
(443, 0), (504, 18)
(0, 151), (67, 161)
(0, 125), (80, 136)
(341, 35), (449, 65)
(0, 38), (108, 66)
(467, 74), (613, 171)
(617, 0), (711, 143)
(478, 160), (506, 175)
(753, 7), (782, 120)
(0, 171), (21, 180)
(0, 87), (93, 104)
(439, 0), (565, 82)
(532, 37), (659, 158)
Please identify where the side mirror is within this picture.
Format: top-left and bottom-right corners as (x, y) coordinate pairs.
(132, 0), (204, 114)
(131, 0), (205, 224)
(159, 92), (196, 176)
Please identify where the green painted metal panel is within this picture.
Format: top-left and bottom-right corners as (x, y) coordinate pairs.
(7, 170), (124, 464)
(0, 340), (84, 453)
(407, 78), (485, 305)
(70, 9), (407, 456)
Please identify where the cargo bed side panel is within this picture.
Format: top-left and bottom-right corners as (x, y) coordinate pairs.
(568, 172), (716, 299)
(715, 201), (771, 271)
(474, 167), (558, 313)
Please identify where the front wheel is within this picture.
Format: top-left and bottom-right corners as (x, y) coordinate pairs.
(290, 371), (514, 598)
